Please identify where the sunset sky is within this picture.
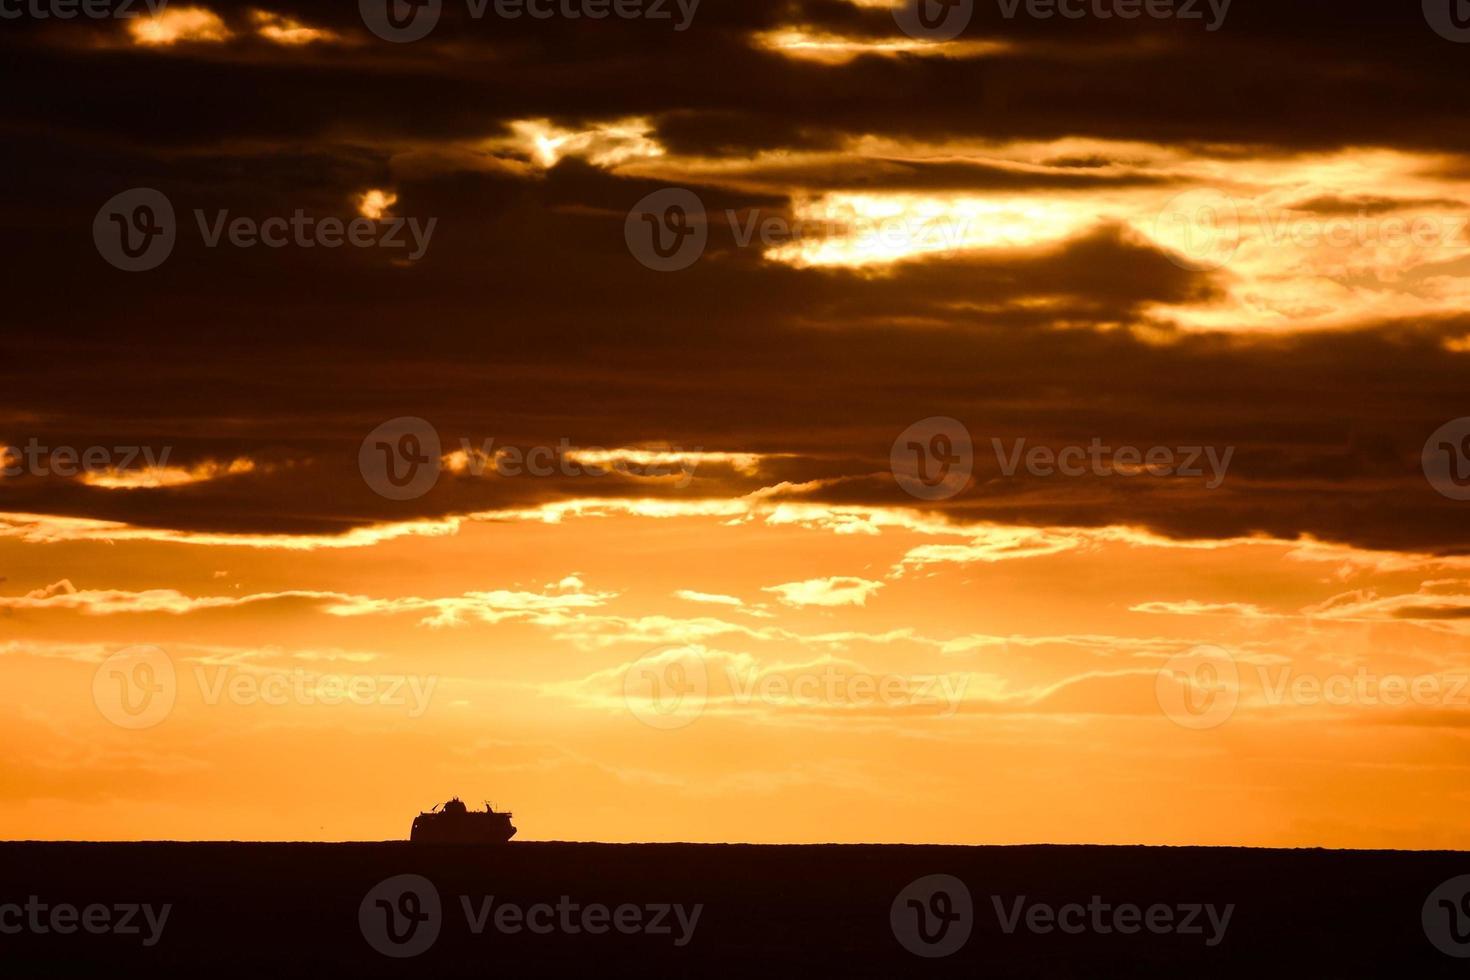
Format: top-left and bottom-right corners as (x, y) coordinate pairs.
(4, 0), (1470, 847)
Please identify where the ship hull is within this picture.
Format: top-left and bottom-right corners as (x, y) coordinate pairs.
(410, 813), (516, 843)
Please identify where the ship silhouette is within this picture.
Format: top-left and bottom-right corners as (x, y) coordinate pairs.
(410, 798), (517, 843)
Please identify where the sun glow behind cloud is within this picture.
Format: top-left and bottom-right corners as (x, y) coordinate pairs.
(249, 10), (340, 46)
(504, 118), (665, 169)
(127, 6), (232, 46)
(357, 189), (398, 220)
(622, 136), (1470, 330)
(753, 28), (1009, 64)
(374, 123), (1470, 330)
(764, 192), (1093, 267)
(79, 458), (257, 490)
(126, 7), (340, 47)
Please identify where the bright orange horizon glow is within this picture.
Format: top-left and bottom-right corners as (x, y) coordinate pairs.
(5, 502), (1470, 848)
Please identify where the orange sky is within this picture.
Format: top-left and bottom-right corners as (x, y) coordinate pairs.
(5, 501), (1470, 847)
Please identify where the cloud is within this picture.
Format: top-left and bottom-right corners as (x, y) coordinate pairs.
(553, 644), (973, 723)
(249, 10), (340, 46)
(356, 189), (397, 220)
(0, 579), (617, 627)
(127, 7), (232, 45)
(1128, 600), (1274, 618)
(1303, 582), (1470, 630)
(4, 0), (1470, 562)
(751, 27), (1008, 65)
(893, 526), (1086, 573)
(0, 512), (467, 550)
(79, 458), (257, 490)
(324, 586), (618, 629)
(674, 590), (745, 607)
(762, 576), (885, 607)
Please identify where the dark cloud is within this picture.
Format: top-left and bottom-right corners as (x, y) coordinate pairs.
(6, 0), (1470, 155)
(1391, 606), (1470, 621)
(1283, 195), (1469, 216)
(3, 0), (1470, 553)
